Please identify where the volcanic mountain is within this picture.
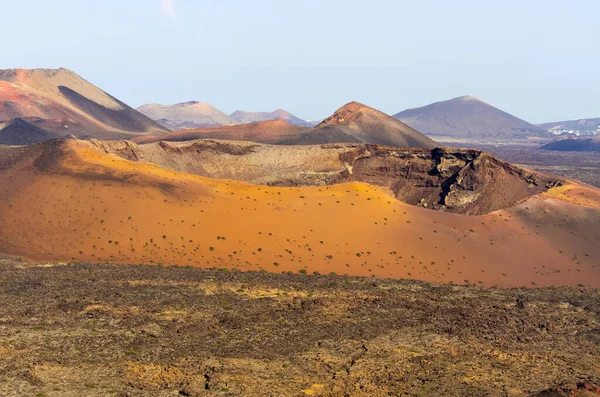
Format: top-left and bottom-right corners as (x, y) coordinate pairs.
(137, 101), (239, 130)
(0, 68), (168, 143)
(1, 138), (598, 288)
(286, 102), (437, 147)
(230, 109), (315, 127)
(139, 102), (438, 148)
(539, 118), (600, 136)
(394, 96), (550, 143)
(541, 136), (600, 152)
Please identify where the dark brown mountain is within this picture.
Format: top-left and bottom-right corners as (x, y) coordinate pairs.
(541, 136), (600, 152)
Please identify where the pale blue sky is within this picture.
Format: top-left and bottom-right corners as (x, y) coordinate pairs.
(2, 0), (599, 122)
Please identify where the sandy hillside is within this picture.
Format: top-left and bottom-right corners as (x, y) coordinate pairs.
(0, 139), (598, 287)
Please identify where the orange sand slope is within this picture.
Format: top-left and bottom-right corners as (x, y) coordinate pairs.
(0, 139), (599, 287)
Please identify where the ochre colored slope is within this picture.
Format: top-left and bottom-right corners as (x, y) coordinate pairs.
(0, 140), (599, 287)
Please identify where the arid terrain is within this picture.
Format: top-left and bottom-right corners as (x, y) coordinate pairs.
(3, 2), (600, 395)
(0, 138), (599, 289)
(0, 258), (599, 396)
(457, 144), (600, 188)
(90, 139), (562, 215)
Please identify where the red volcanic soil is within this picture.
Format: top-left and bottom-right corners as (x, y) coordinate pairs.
(0, 139), (598, 287)
(318, 101), (388, 127)
(297, 101), (438, 148)
(133, 119), (308, 144)
(0, 81), (75, 122)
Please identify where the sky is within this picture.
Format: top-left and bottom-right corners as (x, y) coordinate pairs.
(1, 0), (599, 123)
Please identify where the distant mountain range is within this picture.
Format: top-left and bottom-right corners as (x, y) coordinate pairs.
(394, 96), (550, 143)
(230, 109), (317, 127)
(137, 101), (239, 130)
(136, 102), (437, 149)
(538, 118), (600, 137)
(0, 68), (168, 145)
(138, 102), (316, 130)
(6, 68), (598, 149)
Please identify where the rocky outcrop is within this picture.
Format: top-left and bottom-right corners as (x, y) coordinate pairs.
(339, 146), (561, 214)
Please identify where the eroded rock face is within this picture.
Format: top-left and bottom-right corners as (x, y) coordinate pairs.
(90, 139), (563, 215)
(335, 146), (561, 215)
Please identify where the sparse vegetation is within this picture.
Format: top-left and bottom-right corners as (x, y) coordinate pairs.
(0, 260), (598, 396)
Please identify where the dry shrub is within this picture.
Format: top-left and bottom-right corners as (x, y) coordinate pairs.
(123, 362), (185, 390)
